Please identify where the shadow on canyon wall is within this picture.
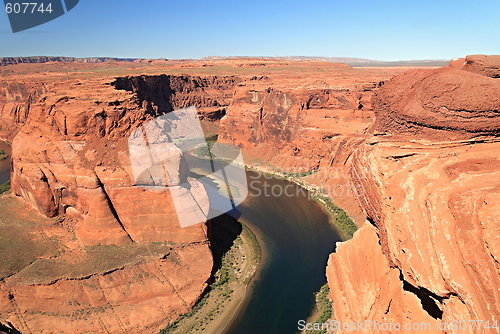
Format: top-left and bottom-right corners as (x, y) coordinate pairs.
(0, 322), (22, 334)
(206, 213), (243, 286)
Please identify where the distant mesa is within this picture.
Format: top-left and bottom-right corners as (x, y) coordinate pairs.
(0, 55), (450, 68)
(202, 55), (449, 67)
(0, 56), (140, 66)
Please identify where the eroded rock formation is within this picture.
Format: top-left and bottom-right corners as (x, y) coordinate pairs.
(371, 67), (500, 140)
(211, 57), (500, 332)
(0, 73), (240, 333)
(1, 56), (499, 333)
(0, 242), (212, 334)
(450, 54), (500, 78)
(328, 59), (500, 333)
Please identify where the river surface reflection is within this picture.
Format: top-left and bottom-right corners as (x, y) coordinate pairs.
(188, 155), (342, 334)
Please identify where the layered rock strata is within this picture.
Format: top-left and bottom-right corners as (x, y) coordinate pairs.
(0, 74), (240, 333)
(202, 58), (500, 332)
(2, 57), (499, 333)
(328, 60), (500, 333)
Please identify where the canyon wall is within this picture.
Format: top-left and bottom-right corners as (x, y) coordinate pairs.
(328, 63), (500, 333)
(217, 69), (386, 223)
(0, 81), (43, 140)
(214, 59), (500, 332)
(0, 74), (239, 333)
(2, 58), (499, 333)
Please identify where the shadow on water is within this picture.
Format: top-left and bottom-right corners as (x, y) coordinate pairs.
(190, 168), (243, 283)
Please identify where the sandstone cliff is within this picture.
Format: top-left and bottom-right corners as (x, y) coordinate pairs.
(209, 57), (500, 332)
(328, 59), (500, 333)
(2, 57), (499, 333)
(0, 73), (240, 333)
(450, 55), (500, 78)
(217, 67), (389, 224)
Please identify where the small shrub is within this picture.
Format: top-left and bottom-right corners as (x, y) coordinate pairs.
(0, 149), (8, 161)
(0, 180), (11, 194)
(305, 284), (333, 334)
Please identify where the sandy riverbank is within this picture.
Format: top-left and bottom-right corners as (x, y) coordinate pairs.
(160, 222), (262, 334)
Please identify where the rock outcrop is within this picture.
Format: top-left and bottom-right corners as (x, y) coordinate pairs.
(0, 73), (241, 333)
(450, 55), (500, 78)
(371, 67), (500, 140)
(0, 81), (43, 140)
(0, 241), (212, 334)
(327, 224), (440, 330)
(112, 74), (239, 122)
(328, 60), (500, 333)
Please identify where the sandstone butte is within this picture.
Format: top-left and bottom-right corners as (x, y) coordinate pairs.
(0, 55), (498, 333)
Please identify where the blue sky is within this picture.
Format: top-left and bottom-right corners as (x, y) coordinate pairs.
(0, 0), (499, 61)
